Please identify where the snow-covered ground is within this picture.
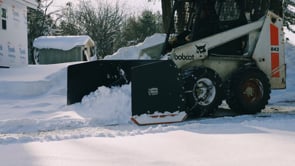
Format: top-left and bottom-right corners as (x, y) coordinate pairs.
(0, 31), (295, 165)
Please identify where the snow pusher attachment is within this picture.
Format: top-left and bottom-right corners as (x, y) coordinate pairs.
(131, 60), (187, 125)
(67, 60), (188, 125)
(67, 60), (157, 105)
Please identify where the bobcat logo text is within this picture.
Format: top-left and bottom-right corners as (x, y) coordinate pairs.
(174, 53), (194, 60)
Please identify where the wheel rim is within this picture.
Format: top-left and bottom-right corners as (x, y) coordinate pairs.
(241, 78), (264, 103)
(193, 78), (216, 106)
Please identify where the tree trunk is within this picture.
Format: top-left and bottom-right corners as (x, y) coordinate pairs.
(161, 0), (172, 33)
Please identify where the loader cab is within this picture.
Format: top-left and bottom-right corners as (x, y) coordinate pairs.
(166, 0), (219, 50)
(212, 0), (248, 55)
(165, 0), (270, 55)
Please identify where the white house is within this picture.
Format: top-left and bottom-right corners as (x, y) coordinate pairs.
(0, 0), (38, 68)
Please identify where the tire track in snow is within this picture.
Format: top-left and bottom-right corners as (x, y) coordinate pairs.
(0, 105), (294, 145)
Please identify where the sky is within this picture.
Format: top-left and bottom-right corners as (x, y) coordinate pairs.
(49, 0), (162, 15)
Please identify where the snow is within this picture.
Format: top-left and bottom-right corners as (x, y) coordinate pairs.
(74, 85), (132, 125)
(104, 33), (166, 59)
(33, 35), (95, 51)
(0, 32), (295, 165)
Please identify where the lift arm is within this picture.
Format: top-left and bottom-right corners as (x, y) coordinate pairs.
(172, 17), (265, 68)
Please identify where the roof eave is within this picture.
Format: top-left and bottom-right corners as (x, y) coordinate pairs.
(15, 0), (38, 9)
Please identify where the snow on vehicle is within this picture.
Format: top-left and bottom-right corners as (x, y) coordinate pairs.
(67, 0), (286, 125)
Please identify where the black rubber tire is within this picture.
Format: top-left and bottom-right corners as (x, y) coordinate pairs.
(183, 67), (223, 117)
(226, 67), (271, 114)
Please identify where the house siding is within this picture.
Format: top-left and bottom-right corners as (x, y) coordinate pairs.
(0, 0), (36, 67)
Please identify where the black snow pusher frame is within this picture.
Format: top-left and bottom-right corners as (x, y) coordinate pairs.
(67, 60), (188, 125)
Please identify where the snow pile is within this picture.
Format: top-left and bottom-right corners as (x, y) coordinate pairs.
(73, 85), (132, 125)
(104, 33), (166, 59)
(33, 35), (95, 51)
(0, 63), (79, 135)
(0, 64), (68, 98)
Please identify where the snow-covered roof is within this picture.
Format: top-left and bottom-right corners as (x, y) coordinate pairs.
(33, 35), (95, 51)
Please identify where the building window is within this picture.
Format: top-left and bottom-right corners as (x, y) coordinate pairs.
(1, 8), (7, 30)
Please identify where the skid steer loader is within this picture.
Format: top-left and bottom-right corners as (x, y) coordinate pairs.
(67, 0), (286, 125)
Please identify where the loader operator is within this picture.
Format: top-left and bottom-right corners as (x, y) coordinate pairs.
(185, 0), (218, 41)
(212, 0), (248, 55)
(168, 0), (248, 55)
(168, 0), (218, 49)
